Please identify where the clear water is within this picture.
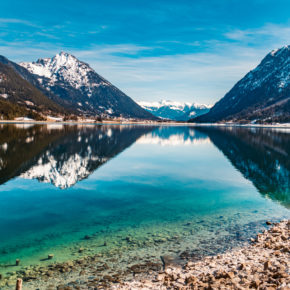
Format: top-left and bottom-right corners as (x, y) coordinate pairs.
(0, 124), (289, 279)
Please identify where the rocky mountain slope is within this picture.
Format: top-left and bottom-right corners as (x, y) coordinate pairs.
(0, 60), (65, 120)
(20, 52), (156, 119)
(191, 45), (290, 123)
(0, 55), (71, 112)
(138, 100), (211, 121)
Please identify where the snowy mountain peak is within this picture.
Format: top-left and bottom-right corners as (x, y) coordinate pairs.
(19, 52), (102, 90)
(49, 51), (82, 68)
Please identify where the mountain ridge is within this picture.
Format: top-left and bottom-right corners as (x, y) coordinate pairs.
(191, 45), (290, 123)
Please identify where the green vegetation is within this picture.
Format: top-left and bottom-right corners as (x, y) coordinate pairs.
(0, 62), (65, 119)
(0, 99), (44, 120)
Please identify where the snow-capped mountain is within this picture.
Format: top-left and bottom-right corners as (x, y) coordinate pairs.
(20, 52), (155, 119)
(138, 100), (211, 121)
(192, 45), (290, 123)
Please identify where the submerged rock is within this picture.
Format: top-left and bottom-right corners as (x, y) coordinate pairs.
(160, 255), (183, 270)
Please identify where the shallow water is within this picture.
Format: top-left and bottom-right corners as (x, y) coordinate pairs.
(0, 124), (289, 281)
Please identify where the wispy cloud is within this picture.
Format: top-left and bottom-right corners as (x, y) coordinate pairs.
(0, 18), (40, 28)
(34, 32), (60, 40)
(224, 23), (290, 45)
(75, 44), (155, 57)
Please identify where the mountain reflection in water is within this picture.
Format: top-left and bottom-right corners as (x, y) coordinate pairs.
(0, 124), (289, 208)
(196, 126), (290, 208)
(0, 124), (154, 188)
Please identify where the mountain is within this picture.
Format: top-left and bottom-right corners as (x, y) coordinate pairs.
(0, 59), (66, 120)
(138, 100), (211, 121)
(20, 52), (156, 120)
(0, 55), (71, 112)
(191, 45), (290, 123)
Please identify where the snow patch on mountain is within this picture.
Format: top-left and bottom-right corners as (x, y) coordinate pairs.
(0, 93), (8, 99)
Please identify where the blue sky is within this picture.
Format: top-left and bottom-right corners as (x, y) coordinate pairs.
(0, 0), (290, 104)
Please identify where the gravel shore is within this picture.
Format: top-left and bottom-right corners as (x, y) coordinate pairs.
(116, 220), (290, 289)
(1, 220), (288, 289)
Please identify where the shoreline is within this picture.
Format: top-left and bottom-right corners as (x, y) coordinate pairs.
(1, 219), (288, 289)
(0, 120), (290, 129)
(117, 220), (290, 289)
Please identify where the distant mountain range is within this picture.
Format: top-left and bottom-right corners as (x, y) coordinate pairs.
(138, 100), (211, 121)
(191, 45), (290, 123)
(0, 52), (156, 120)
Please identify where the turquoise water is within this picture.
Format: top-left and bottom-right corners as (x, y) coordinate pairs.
(0, 124), (289, 279)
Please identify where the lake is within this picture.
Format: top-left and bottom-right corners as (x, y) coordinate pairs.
(0, 124), (289, 285)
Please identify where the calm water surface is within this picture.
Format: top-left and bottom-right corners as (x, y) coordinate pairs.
(0, 124), (289, 276)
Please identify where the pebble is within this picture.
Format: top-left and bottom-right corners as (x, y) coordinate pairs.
(117, 220), (290, 289)
(2, 220), (289, 289)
